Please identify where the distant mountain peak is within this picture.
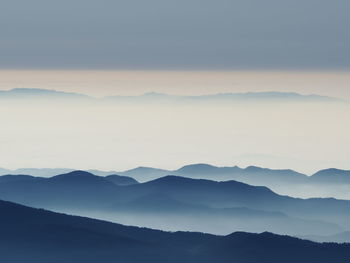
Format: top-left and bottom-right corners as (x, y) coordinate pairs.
(129, 166), (166, 171)
(142, 92), (169, 97)
(0, 88), (90, 99)
(145, 175), (256, 190)
(182, 163), (217, 168)
(312, 168), (350, 181)
(313, 168), (349, 175)
(150, 175), (191, 182)
(53, 170), (95, 177)
(145, 175), (217, 187)
(245, 165), (263, 171)
(50, 170), (104, 182)
(176, 163), (219, 173)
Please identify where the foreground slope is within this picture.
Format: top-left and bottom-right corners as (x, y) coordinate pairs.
(1, 200), (350, 263)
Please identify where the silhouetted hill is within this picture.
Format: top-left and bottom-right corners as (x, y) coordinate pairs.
(1, 199), (350, 263)
(0, 174), (43, 183)
(50, 170), (109, 183)
(0, 88), (90, 100)
(0, 170), (121, 209)
(126, 175), (278, 206)
(311, 168), (350, 184)
(175, 164), (308, 184)
(105, 174), (139, 185)
(0, 167), (120, 177)
(176, 163), (230, 174)
(120, 166), (170, 181)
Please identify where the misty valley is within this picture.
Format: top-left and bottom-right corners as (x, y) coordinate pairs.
(1, 165), (350, 262)
(1, 166), (350, 240)
(1, 91), (350, 262)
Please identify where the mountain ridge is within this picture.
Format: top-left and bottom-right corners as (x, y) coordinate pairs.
(1, 199), (350, 263)
(0, 88), (343, 103)
(1, 165), (350, 200)
(0, 171), (349, 235)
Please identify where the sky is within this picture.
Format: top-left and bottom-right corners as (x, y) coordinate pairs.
(0, 1), (349, 173)
(0, 0), (350, 69)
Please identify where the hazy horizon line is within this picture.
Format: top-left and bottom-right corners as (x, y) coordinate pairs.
(0, 87), (343, 100)
(1, 163), (348, 177)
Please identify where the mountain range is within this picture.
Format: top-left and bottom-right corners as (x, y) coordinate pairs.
(2, 164), (350, 199)
(0, 88), (343, 103)
(2, 164), (350, 183)
(0, 88), (90, 100)
(118, 164), (350, 184)
(1, 199), (350, 263)
(0, 170), (350, 237)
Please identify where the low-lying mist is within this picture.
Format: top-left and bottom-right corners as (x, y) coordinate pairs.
(1, 97), (349, 178)
(55, 208), (342, 237)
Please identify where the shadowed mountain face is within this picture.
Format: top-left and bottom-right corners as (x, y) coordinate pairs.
(311, 169), (350, 183)
(122, 176), (350, 224)
(0, 174), (42, 183)
(1, 199), (350, 263)
(0, 171), (349, 236)
(0, 171), (123, 209)
(105, 174), (139, 186)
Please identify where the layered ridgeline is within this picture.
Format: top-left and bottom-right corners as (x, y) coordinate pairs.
(1, 171), (350, 239)
(0, 88), (343, 103)
(113, 165), (350, 200)
(1, 199), (350, 263)
(2, 164), (350, 199)
(118, 164), (350, 185)
(2, 164), (350, 185)
(125, 165), (350, 200)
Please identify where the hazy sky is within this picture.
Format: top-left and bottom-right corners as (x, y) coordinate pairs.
(0, 1), (349, 173)
(1, 0), (350, 69)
